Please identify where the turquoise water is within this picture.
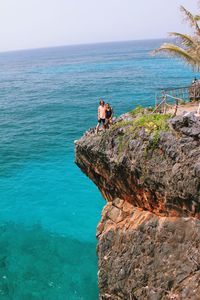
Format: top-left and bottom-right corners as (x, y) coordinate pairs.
(0, 40), (195, 299)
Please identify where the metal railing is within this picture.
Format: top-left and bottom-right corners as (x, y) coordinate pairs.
(154, 82), (200, 115)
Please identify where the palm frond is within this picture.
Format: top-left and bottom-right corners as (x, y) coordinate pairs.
(169, 32), (197, 47)
(154, 43), (199, 69)
(180, 6), (200, 36)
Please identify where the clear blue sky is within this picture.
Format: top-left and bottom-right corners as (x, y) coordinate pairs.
(0, 0), (198, 52)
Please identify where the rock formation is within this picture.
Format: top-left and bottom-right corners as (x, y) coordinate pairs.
(75, 111), (200, 300)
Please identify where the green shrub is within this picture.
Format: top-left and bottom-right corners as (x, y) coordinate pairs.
(116, 113), (171, 151)
(111, 120), (133, 131)
(129, 106), (144, 117)
(133, 113), (172, 149)
(133, 113), (171, 132)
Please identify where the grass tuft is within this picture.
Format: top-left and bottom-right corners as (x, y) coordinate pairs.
(134, 113), (171, 132)
(133, 113), (172, 149)
(129, 106), (144, 117)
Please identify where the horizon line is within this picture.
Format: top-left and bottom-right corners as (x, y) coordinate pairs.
(0, 36), (171, 55)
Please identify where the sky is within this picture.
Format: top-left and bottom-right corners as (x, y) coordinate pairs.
(0, 0), (198, 52)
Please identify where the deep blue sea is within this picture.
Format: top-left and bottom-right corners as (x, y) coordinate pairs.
(0, 40), (195, 299)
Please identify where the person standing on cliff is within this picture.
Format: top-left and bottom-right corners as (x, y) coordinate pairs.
(105, 103), (113, 128)
(96, 99), (106, 133)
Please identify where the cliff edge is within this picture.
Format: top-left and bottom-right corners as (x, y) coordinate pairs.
(75, 109), (200, 300)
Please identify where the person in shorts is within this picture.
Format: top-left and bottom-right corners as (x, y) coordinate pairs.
(105, 103), (113, 128)
(96, 99), (106, 133)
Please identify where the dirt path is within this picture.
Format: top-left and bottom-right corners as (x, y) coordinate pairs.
(167, 101), (200, 116)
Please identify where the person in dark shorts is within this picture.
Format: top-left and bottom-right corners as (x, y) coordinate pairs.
(105, 103), (113, 128)
(96, 99), (106, 133)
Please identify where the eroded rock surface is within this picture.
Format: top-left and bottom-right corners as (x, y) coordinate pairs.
(97, 199), (200, 299)
(75, 112), (200, 299)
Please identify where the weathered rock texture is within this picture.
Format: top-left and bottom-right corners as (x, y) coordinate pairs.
(75, 112), (200, 300)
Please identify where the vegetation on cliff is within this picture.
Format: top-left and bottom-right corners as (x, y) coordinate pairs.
(110, 107), (172, 152)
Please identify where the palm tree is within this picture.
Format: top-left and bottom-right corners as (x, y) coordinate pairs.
(154, 5), (200, 70)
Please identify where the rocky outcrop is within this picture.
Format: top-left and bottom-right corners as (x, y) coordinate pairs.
(75, 112), (200, 299)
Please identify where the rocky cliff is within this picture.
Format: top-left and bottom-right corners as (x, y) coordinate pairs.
(75, 110), (200, 300)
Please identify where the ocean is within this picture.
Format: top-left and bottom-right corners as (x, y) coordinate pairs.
(0, 39), (195, 299)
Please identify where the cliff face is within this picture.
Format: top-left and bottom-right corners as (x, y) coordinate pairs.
(75, 112), (200, 300)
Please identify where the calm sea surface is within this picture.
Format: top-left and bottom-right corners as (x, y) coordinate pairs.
(0, 40), (195, 299)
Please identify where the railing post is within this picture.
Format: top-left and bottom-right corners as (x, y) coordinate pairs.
(163, 95), (167, 114)
(173, 99), (178, 117)
(161, 90), (165, 114)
